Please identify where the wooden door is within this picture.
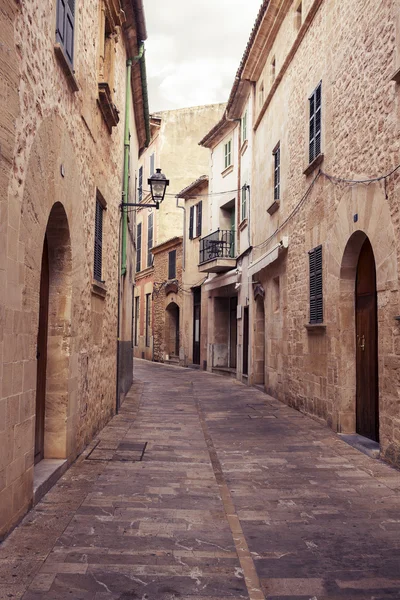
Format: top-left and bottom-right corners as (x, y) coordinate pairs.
(193, 288), (201, 365)
(355, 238), (379, 442)
(35, 237), (49, 464)
(229, 297), (238, 369)
(243, 306), (249, 376)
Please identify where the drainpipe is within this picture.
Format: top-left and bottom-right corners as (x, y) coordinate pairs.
(121, 58), (132, 277)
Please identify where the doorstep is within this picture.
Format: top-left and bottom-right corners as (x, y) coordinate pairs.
(33, 459), (68, 505)
(338, 433), (380, 459)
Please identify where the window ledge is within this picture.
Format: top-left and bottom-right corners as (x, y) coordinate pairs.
(303, 153), (324, 176)
(92, 279), (107, 298)
(267, 199), (280, 215)
(391, 66), (400, 83)
(238, 218), (248, 232)
(305, 323), (326, 333)
(221, 164), (234, 178)
(240, 140), (248, 155)
(54, 43), (79, 92)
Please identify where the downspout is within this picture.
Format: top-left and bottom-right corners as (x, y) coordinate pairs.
(121, 58), (132, 277)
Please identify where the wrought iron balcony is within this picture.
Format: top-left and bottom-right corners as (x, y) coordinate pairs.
(198, 229), (236, 273)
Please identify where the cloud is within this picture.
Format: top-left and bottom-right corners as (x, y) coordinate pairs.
(144, 0), (262, 112)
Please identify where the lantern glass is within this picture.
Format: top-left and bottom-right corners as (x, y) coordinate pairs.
(148, 168), (169, 205)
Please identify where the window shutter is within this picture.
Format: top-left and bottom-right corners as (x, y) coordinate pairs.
(189, 205), (194, 239)
(309, 82), (322, 163)
(309, 245), (323, 324)
(168, 250), (176, 280)
(196, 201), (202, 237)
(136, 223), (142, 273)
(273, 144), (280, 201)
(94, 199), (103, 282)
(138, 167), (143, 202)
(56, 0), (75, 65)
(147, 213), (153, 268)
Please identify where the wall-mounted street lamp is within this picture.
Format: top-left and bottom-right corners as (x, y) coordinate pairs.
(120, 168), (170, 210)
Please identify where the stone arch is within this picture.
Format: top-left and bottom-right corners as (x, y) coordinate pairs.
(165, 301), (180, 358)
(326, 182), (398, 440)
(20, 113), (85, 464)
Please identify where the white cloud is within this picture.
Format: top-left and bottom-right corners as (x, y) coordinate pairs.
(144, 0), (262, 112)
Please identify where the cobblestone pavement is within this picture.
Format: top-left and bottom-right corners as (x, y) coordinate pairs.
(1, 359), (400, 600)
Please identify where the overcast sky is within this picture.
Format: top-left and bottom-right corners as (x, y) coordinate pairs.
(144, 0), (262, 113)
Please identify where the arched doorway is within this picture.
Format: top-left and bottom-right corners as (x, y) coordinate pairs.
(254, 296), (265, 385)
(355, 238), (379, 441)
(166, 302), (180, 358)
(35, 203), (72, 463)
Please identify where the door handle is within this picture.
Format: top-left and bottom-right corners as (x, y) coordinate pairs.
(357, 335), (365, 351)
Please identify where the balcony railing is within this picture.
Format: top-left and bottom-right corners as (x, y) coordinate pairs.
(199, 229), (235, 265)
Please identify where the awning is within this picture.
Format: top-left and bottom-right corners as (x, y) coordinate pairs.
(248, 237), (288, 277)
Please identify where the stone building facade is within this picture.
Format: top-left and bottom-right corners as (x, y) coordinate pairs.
(133, 104), (225, 363)
(151, 237), (183, 364)
(195, 0), (400, 464)
(0, 0), (148, 538)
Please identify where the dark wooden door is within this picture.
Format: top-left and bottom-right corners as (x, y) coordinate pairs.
(35, 237), (49, 464)
(229, 297), (238, 369)
(175, 308), (180, 357)
(243, 306), (249, 376)
(193, 288), (201, 365)
(355, 238), (379, 442)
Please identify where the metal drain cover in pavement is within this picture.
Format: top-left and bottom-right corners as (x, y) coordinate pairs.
(86, 441), (147, 462)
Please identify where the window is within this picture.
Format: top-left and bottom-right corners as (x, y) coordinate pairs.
(149, 153), (155, 177)
(273, 277), (280, 312)
(168, 250), (176, 280)
(295, 1), (302, 30)
(94, 197), (104, 282)
(134, 296), (139, 346)
(271, 57), (276, 84)
(145, 293), (151, 347)
(136, 222), (142, 273)
(242, 111), (247, 143)
(138, 166), (143, 202)
(56, 0), (75, 66)
(189, 202), (202, 239)
(273, 143), (280, 201)
(224, 140), (232, 169)
(147, 213), (153, 268)
(241, 185), (247, 221)
(309, 245), (323, 324)
(259, 82), (264, 107)
(309, 82), (322, 164)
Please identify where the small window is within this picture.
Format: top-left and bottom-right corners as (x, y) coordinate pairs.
(271, 57), (276, 84)
(149, 153), (155, 177)
(138, 166), (143, 202)
(309, 245), (323, 324)
(56, 0), (75, 66)
(145, 293), (151, 347)
(295, 1), (302, 30)
(134, 296), (140, 346)
(94, 197), (104, 282)
(147, 213), (153, 268)
(273, 143), (280, 201)
(136, 222), (142, 273)
(224, 140), (232, 170)
(168, 250), (176, 280)
(241, 185), (247, 221)
(309, 82), (322, 164)
(259, 82), (264, 107)
(242, 111), (248, 143)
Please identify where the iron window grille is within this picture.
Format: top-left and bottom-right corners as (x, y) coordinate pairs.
(94, 198), (104, 282)
(309, 82), (322, 164)
(147, 213), (153, 268)
(56, 0), (75, 66)
(273, 143), (280, 201)
(168, 250), (176, 280)
(309, 245), (323, 324)
(136, 222), (142, 273)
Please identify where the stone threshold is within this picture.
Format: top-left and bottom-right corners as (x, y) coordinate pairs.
(338, 433), (380, 459)
(33, 459), (68, 506)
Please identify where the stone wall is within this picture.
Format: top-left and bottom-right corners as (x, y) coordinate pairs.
(0, 0), (141, 538)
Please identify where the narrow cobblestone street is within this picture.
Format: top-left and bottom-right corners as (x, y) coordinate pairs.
(1, 359), (400, 600)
